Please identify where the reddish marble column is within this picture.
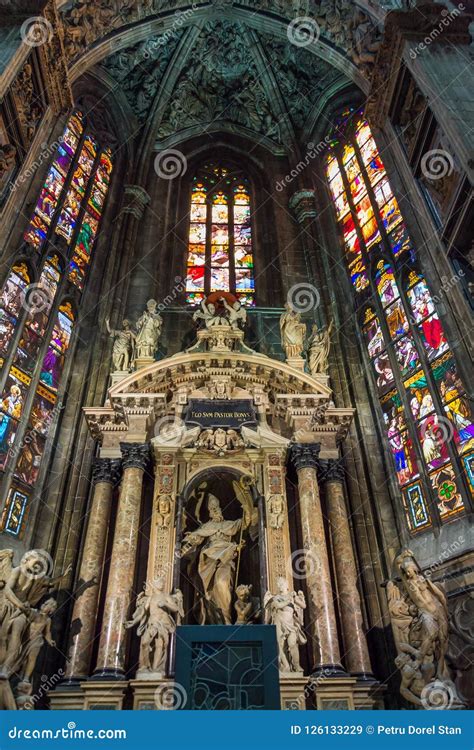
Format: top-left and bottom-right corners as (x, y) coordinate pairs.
(323, 460), (374, 679)
(290, 444), (344, 676)
(93, 443), (149, 680)
(63, 458), (121, 685)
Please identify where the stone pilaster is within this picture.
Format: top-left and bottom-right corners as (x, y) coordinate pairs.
(321, 460), (374, 679)
(62, 458), (121, 685)
(263, 450), (293, 592)
(92, 443), (150, 680)
(289, 444), (344, 676)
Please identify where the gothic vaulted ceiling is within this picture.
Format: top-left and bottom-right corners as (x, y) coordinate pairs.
(56, 0), (397, 149)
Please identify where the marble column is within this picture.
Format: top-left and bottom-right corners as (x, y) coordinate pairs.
(93, 443), (150, 680)
(289, 444), (344, 676)
(322, 460), (374, 679)
(63, 458), (121, 685)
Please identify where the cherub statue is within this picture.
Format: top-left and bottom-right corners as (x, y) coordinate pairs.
(226, 429), (243, 450)
(219, 296), (247, 330)
(234, 584), (260, 624)
(17, 598), (57, 683)
(264, 577), (307, 673)
(307, 320), (334, 375)
(125, 578), (183, 675)
(193, 299), (226, 329)
(106, 318), (135, 371)
(267, 494), (284, 529)
(135, 299), (163, 359)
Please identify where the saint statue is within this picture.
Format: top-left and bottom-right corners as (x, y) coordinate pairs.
(125, 578), (183, 676)
(280, 303), (306, 359)
(181, 495), (248, 625)
(135, 299), (163, 359)
(105, 318), (135, 371)
(264, 577), (307, 673)
(387, 549), (465, 707)
(307, 319), (334, 375)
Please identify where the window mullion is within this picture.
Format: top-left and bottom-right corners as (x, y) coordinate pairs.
(229, 193), (236, 295)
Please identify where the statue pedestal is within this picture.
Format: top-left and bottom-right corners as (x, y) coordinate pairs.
(134, 356), (155, 371)
(110, 370), (131, 386)
(130, 678), (173, 710)
(286, 356), (305, 371)
(353, 679), (385, 710)
(82, 681), (127, 710)
(279, 674), (309, 709)
(49, 687), (85, 710)
(310, 675), (357, 710)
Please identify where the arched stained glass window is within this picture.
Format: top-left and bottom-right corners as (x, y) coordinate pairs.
(325, 111), (472, 533)
(0, 111), (113, 539)
(186, 163), (255, 306)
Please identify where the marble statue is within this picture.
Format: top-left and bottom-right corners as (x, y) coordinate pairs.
(267, 494), (284, 529)
(234, 584), (260, 624)
(280, 303), (306, 359)
(135, 299), (163, 359)
(0, 549), (70, 679)
(125, 578), (183, 675)
(106, 318), (135, 371)
(307, 320), (334, 375)
(219, 296), (247, 330)
(264, 577), (307, 673)
(387, 549), (465, 707)
(181, 494), (249, 625)
(193, 299), (226, 329)
(16, 598), (57, 683)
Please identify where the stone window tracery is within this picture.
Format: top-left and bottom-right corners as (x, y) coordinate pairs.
(185, 162), (255, 306)
(0, 111), (113, 539)
(326, 110), (472, 532)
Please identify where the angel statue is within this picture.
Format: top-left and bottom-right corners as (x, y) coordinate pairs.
(0, 550), (72, 688)
(125, 578), (183, 676)
(387, 549), (465, 707)
(219, 297), (247, 330)
(307, 319), (334, 375)
(181, 481), (255, 625)
(135, 299), (163, 359)
(280, 303), (306, 359)
(192, 299), (226, 329)
(105, 318), (135, 371)
(264, 577), (307, 673)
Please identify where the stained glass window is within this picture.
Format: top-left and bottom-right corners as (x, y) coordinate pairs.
(326, 114), (471, 532)
(1, 111), (112, 538)
(186, 163), (255, 306)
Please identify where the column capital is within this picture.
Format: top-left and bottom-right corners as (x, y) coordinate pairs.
(121, 185), (150, 219)
(120, 442), (150, 471)
(289, 189), (317, 223)
(91, 458), (121, 486)
(289, 443), (321, 471)
(320, 459), (345, 484)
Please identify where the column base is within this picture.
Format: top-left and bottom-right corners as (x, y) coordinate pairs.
(353, 680), (386, 710)
(279, 675), (309, 710)
(312, 663), (348, 678)
(310, 675), (358, 710)
(351, 672), (377, 682)
(49, 688), (85, 710)
(82, 680), (127, 710)
(90, 667), (126, 682)
(56, 675), (87, 690)
(130, 678), (174, 710)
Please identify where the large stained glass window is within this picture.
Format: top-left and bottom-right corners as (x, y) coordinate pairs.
(326, 112), (472, 533)
(0, 111), (113, 539)
(186, 163), (255, 306)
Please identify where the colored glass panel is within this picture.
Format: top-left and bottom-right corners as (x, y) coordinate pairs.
(389, 223), (411, 257)
(430, 463), (464, 519)
(2, 486), (30, 536)
(402, 483), (430, 531)
(355, 121), (372, 149)
(14, 428), (45, 486)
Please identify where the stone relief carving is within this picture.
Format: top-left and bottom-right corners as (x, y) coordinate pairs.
(0, 549), (70, 709)
(155, 494), (172, 528)
(387, 549), (466, 708)
(267, 494), (285, 529)
(10, 60), (44, 149)
(264, 577), (307, 673)
(157, 21), (281, 143)
(195, 427), (245, 455)
(125, 578), (183, 676)
(101, 34), (182, 123)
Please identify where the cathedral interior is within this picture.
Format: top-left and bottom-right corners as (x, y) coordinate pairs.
(0, 0), (472, 712)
